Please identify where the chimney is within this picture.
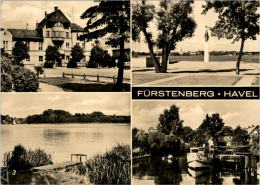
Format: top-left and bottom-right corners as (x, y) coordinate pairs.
(54, 6), (58, 11)
(45, 11), (47, 20)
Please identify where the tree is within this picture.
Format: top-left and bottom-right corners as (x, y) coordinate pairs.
(80, 1), (130, 90)
(133, 1), (196, 73)
(12, 41), (29, 65)
(68, 45), (85, 68)
(87, 41), (115, 68)
(198, 113), (225, 144)
(232, 126), (249, 145)
(202, 1), (260, 75)
(44, 46), (61, 68)
(157, 105), (184, 135)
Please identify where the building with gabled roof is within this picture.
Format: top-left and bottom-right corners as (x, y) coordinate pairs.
(1, 6), (89, 65)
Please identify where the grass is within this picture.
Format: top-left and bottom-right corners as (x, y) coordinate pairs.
(39, 77), (130, 92)
(84, 144), (131, 184)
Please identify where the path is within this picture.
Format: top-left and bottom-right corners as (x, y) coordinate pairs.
(38, 82), (64, 92)
(32, 161), (81, 172)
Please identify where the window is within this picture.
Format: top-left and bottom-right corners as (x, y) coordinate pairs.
(53, 31), (56, 37)
(76, 43), (79, 46)
(66, 55), (70, 61)
(55, 22), (62, 27)
(39, 56), (43, 62)
(3, 41), (8, 50)
(26, 56), (30, 61)
(46, 31), (50, 37)
(26, 41), (30, 50)
(66, 42), (70, 49)
(66, 32), (69, 38)
(39, 42), (43, 50)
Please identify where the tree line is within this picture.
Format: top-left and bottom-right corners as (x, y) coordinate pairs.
(1, 109), (130, 124)
(133, 105), (251, 157)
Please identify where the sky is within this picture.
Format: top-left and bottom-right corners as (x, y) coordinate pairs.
(132, 1), (260, 52)
(132, 100), (260, 130)
(0, 1), (98, 29)
(1, 93), (130, 117)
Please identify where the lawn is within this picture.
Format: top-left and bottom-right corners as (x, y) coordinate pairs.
(39, 77), (130, 92)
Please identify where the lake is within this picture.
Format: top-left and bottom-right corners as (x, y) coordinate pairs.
(132, 157), (259, 185)
(1, 123), (130, 165)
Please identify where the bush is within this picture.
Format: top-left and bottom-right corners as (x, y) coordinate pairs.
(6, 144), (52, 170)
(43, 61), (54, 68)
(11, 66), (39, 92)
(67, 58), (78, 68)
(85, 144), (130, 184)
(86, 61), (97, 68)
(1, 73), (13, 92)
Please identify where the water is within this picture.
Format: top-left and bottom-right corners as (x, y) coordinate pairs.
(1, 123), (130, 164)
(132, 157), (259, 185)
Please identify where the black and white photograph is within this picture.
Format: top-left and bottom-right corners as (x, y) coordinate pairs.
(132, 100), (260, 185)
(132, 1), (259, 87)
(1, 93), (131, 184)
(1, 1), (130, 92)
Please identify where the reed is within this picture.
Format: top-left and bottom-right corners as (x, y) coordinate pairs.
(4, 144), (52, 170)
(85, 144), (131, 184)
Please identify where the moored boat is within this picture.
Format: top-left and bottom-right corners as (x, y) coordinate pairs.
(187, 147), (214, 170)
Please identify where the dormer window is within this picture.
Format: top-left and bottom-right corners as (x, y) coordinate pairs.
(55, 22), (62, 27)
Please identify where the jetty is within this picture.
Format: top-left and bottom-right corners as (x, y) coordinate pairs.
(32, 154), (87, 172)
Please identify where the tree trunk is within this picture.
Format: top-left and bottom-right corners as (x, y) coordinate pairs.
(161, 45), (169, 73)
(115, 38), (125, 91)
(142, 28), (161, 73)
(236, 38), (245, 75)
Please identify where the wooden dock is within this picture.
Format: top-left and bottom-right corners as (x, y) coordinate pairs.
(32, 161), (82, 172)
(32, 154), (87, 172)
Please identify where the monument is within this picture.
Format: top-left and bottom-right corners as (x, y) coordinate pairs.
(204, 28), (209, 63)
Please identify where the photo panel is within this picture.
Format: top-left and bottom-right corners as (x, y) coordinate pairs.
(132, 100), (260, 185)
(1, 0), (130, 92)
(1, 92), (131, 184)
(132, 0), (259, 87)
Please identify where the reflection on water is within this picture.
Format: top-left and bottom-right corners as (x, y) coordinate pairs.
(1, 123), (130, 164)
(132, 157), (259, 185)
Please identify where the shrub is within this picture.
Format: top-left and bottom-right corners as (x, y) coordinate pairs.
(11, 66), (39, 92)
(1, 73), (13, 92)
(67, 58), (78, 68)
(6, 144), (52, 170)
(43, 61), (54, 68)
(85, 144), (130, 184)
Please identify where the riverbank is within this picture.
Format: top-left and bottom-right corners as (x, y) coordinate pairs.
(4, 144), (130, 185)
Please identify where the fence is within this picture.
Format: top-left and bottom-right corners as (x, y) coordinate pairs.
(62, 72), (130, 84)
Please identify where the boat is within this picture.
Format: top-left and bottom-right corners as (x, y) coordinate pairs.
(187, 147), (214, 170)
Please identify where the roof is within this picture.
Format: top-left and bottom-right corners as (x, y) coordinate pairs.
(7, 29), (43, 41)
(70, 23), (84, 32)
(37, 8), (70, 30)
